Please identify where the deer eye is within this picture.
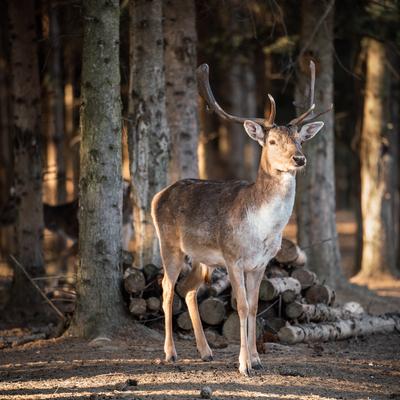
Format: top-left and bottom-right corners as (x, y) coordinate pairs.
(269, 140), (276, 145)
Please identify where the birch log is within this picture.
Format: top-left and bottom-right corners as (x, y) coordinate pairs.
(259, 277), (301, 301)
(278, 314), (400, 344)
(285, 301), (364, 322)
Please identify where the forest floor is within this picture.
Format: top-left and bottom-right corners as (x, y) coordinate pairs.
(1, 275), (400, 400)
(1, 211), (400, 400)
(0, 322), (399, 400)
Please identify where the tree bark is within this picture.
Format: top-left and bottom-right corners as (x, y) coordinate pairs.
(7, 0), (45, 312)
(49, 2), (67, 203)
(164, 0), (199, 182)
(295, 0), (342, 286)
(128, 0), (170, 268)
(219, 60), (259, 180)
(357, 38), (399, 279)
(68, 0), (126, 337)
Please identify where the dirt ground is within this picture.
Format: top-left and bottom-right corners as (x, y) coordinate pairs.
(0, 323), (399, 400)
(1, 211), (400, 400)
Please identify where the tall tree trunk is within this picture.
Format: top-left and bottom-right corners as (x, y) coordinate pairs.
(128, 0), (169, 269)
(357, 38), (399, 279)
(218, 60), (258, 181)
(295, 0), (342, 286)
(164, 0), (199, 182)
(49, 2), (67, 203)
(0, 2), (12, 202)
(68, 0), (126, 337)
(7, 0), (45, 312)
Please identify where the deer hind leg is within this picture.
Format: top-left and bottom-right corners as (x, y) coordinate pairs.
(161, 245), (184, 362)
(227, 265), (252, 376)
(246, 268), (265, 370)
(180, 262), (213, 361)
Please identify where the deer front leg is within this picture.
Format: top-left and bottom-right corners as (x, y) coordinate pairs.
(228, 266), (252, 376)
(246, 267), (265, 370)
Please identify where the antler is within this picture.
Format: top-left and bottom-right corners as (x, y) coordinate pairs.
(289, 60), (316, 126)
(196, 64), (276, 129)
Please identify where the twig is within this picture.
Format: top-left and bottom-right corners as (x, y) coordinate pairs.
(257, 297), (280, 318)
(10, 255), (65, 321)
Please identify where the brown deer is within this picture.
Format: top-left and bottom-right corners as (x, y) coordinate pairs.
(152, 62), (326, 376)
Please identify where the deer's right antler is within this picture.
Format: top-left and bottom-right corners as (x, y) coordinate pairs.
(196, 64), (276, 129)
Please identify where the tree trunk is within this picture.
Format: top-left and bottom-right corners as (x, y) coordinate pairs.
(49, 2), (67, 203)
(68, 0), (126, 337)
(164, 0), (199, 182)
(219, 60), (259, 180)
(295, 0), (342, 286)
(357, 38), (399, 279)
(7, 0), (46, 313)
(128, 0), (170, 268)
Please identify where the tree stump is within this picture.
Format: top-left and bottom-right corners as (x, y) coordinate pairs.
(146, 296), (161, 312)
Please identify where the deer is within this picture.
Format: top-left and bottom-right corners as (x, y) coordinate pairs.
(151, 61), (327, 376)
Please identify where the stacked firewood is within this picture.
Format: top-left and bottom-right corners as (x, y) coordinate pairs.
(123, 239), (400, 345)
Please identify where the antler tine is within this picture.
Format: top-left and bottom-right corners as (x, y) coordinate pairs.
(289, 60), (317, 126)
(265, 94), (276, 128)
(196, 64), (266, 126)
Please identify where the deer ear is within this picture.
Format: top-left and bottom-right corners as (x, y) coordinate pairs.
(243, 120), (265, 146)
(298, 121), (324, 141)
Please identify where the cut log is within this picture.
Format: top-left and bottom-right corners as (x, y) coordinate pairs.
(275, 238), (299, 264)
(199, 297), (226, 325)
(264, 317), (286, 333)
(143, 263), (160, 282)
(290, 268), (317, 289)
(259, 277), (301, 301)
(278, 313), (400, 344)
(177, 311), (192, 331)
(172, 294), (182, 315)
(209, 273), (230, 297)
(205, 329), (228, 349)
(305, 284), (335, 306)
(123, 267), (146, 295)
(129, 297), (147, 316)
(281, 290), (300, 304)
(266, 265), (289, 279)
(285, 301), (365, 322)
(223, 312), (263, 342)
(146, 296), (161, 312)
(275, 238), (307, 266)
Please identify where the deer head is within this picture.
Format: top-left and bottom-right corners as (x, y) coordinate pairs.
(196, 62), (328, 174)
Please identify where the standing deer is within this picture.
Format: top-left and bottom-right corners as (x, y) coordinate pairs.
(152, 62), (326, 376)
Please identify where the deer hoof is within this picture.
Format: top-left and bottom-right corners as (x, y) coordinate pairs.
(165, 354), (177, 363)
(252, 361), (264, 370)
(239, 366), (252, 377)
(201, 354), (214, 362)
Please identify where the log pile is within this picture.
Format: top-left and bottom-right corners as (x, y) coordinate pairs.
(122, 239), (399, 345)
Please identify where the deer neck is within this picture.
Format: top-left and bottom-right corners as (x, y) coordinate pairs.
(252, 153), (296, 203)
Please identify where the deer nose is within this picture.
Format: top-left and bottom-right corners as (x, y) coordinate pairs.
(293, 155), (306, 166)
